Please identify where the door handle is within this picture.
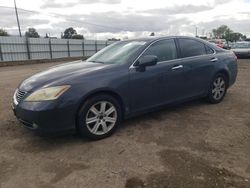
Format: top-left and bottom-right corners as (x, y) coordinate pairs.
(210, 57), (218, 62)
(172, 65), (183, 70)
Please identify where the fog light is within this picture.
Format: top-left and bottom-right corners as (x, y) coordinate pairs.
(32, 123), (38, 129)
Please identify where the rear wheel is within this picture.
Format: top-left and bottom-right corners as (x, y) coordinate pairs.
(77, 94), (122, 140)
(207, 73), (228, 104)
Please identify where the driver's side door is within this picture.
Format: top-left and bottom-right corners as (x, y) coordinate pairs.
(128, 39), (180, 114)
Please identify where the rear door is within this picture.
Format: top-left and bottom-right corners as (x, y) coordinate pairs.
(176, 38), (216, 98)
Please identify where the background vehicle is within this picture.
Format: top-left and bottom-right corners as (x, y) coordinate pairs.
(209, 39), (228, 49)
(231, 41), (250, 58)
(12, 36), (238, 139)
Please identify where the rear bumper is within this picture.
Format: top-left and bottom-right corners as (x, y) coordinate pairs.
(12, 100), (76, 135)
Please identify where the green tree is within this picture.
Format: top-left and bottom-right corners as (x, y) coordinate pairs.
(25, 28), (40, 38)
(107, 38), (120, 41)
(72, 34), (84, 39)
(212, 25), (232, 39)
(227, 32), (247, 42)
(150, 32), (155, 36)
(212, 25), (247, 42)
(0, 28), (9, 36)
(62, 27), (77, 39)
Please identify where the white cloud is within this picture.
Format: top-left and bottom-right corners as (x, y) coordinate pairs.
(0, 0), (250, 39)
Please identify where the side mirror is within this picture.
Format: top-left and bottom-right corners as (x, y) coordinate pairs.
(137, 55), (158, 68)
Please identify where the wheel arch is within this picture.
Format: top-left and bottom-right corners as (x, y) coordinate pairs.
(214, 69), (230, 87)
(75, 89), (125, 129)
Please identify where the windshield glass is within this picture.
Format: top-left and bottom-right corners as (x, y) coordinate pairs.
(86, 41), (146, 64)
(233, 42), (250, 49)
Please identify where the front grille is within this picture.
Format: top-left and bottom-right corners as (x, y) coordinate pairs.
(15, 89), (27, 103)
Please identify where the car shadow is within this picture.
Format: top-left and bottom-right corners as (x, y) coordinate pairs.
(120, 98), (208, 130)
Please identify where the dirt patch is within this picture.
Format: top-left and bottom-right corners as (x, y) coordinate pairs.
(246, 165), (250, 173)
(0, 160), (18, 184)
(126, 149), (249, 188)
(43, 161), (89, 184)
(125, 177), (144, 188)
(246, 122), (250, 128)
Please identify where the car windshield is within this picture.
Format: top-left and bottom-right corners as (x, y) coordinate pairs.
(233, 42), (250, 49)
(86, 41), (146, 64)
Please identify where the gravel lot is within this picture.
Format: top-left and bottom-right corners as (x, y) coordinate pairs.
(0, 59), (249, 188)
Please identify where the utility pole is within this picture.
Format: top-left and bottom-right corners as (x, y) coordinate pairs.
(14, 0), (22, 37)
(195, 26), (198, 37)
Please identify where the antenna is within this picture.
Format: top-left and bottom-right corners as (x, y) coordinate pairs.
(14, 0), (22, 37)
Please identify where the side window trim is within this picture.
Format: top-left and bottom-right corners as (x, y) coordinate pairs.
(174, 38), (182, 59)
(129, 38), (217, 69)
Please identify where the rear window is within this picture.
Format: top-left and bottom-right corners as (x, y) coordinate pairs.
(179, 39), (206, 58)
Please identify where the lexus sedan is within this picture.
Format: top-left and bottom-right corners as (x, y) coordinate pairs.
(12, 36), (238, 139)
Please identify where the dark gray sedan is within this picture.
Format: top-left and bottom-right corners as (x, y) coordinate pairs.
(12, 36), (238, 139)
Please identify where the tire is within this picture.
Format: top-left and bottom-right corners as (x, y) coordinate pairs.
(207, 73), (228, 104)
(77, 94), (122, 140)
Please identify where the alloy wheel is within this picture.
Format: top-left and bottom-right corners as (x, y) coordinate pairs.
(85, 101), (117, 135)
(212, 77), (226, 100)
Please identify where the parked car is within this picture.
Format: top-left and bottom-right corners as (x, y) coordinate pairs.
(231, 42), (250, 58)
(12, 36), (238, 139)
(209, 39), (228, 49)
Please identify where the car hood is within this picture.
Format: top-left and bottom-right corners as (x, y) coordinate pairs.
(19, 60), (112, 92)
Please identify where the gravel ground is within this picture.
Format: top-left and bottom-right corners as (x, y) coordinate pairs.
(0, 60), (249, 188)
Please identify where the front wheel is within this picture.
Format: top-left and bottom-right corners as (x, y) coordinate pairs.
(77, 94), (122, 140)
(207, 73), (228, 104)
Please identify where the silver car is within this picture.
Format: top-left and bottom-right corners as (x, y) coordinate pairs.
(231, 42), (250, 58)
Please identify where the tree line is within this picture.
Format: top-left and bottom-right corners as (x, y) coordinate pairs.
(0, 25), (248, 42)
(0, 27), (84, 39)
(212, 25), (247, 42)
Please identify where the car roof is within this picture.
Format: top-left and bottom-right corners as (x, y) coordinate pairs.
(123, 36), (205, 43)
(235, 41), (250, 44)
(122, 36), (224, 52)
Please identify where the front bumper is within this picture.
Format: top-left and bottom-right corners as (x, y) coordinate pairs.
(12, 100), (77, 135)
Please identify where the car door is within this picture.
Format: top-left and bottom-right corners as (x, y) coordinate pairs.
(128, 39), (186, 113)
(176, 38), (216, 98)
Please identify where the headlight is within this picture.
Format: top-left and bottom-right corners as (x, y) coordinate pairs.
(25, 85), (71, 102)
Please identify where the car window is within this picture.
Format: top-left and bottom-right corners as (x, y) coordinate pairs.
(179, 39), (206, 58)
(205, 45), (214, 54)
(87, 41), (146, 64)
(234, 42), (250, 49)
(142, 39), (177, 62)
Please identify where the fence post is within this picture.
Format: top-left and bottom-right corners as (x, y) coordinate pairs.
(0, 41), (3, 61)
(49, 38), (53, 59)
(82, 40), (85, 57)
(105, 41), (108, 47)
(67, 40), (70, 57)
(26, 37), (31, 60)
(95, 40), (98, 53)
